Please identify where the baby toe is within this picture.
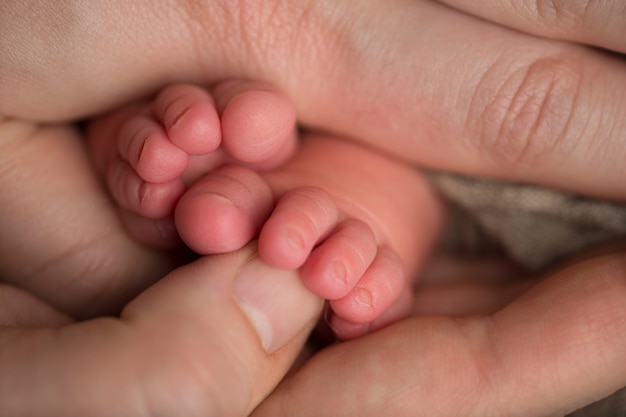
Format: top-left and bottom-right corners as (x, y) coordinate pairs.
(329, 246), (406, 324)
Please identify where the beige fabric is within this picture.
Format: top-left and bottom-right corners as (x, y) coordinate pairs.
(430, 173), (626, 271)
(429, 173), (626, 416)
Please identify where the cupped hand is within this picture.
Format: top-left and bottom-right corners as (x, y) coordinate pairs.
(2, 1), (626, 200)
(252, 249), (626, 416)
(0, 244), (322, 417)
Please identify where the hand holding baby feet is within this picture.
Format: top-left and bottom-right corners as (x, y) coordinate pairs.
(87, 81), (296, 248)
(88, 80), (443, 339)
(175, 133), (444, 339)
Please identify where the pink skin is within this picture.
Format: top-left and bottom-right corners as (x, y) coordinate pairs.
(87, 81), (297, 247)
(88, 83), (442, 339)
(175, 132), (441, 339)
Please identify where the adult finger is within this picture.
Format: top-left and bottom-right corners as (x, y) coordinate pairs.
(0, 283), (73, 327)
(437, 0), (626, 53)
(0, 244), (323, 417)
(413, 254), (532, 316)
(0, 119), (174, 318)
(253, 250), (626, 417)
(293, 1), (626, 201)
(3, 1), (626, 199)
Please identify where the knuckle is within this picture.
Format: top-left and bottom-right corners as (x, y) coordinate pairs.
(472, 55), (583, 168)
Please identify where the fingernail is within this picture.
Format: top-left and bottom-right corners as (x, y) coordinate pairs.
(233, 255), (322, 353)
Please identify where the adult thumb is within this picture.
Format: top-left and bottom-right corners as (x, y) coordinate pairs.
(122, 242), (324, 415)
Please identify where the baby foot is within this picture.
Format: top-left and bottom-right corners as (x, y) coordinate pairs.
(86, 81), (296, 248)
(175, 134), (444, 339)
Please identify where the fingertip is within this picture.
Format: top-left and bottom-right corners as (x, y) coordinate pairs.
(233, 252), (323, 353)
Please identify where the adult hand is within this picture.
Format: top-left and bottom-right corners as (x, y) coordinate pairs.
(3, 1), (626, 415)
(0, 118), (175, 318)
(0, 114), (323, 416)
(253, 249), (626, 416)
(2, 1), (626, 200)
(436, 0), (626, 53)
(0, 243), (323, 417)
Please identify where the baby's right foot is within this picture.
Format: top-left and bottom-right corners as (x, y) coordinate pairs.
(175, 134), (444, 339)
(87, 81), (296, 248)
